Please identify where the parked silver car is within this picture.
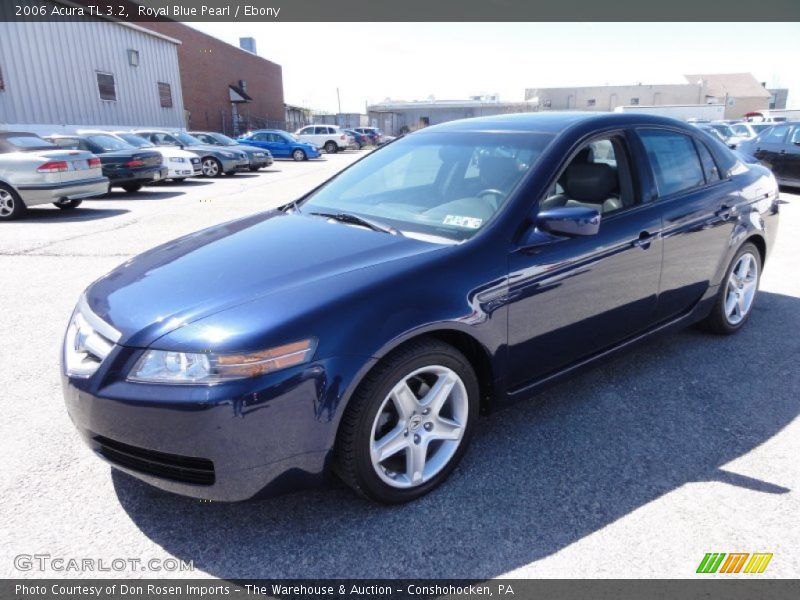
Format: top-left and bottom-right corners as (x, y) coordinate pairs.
(0, 132), (108, 220)
(132, 130), (249, 177)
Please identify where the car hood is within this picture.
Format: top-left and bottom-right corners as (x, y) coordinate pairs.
(185, 143), (243, 155)
(85, 211), (440, 347)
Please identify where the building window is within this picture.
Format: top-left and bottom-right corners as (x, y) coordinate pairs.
(630, 97), (639, 105)
(587, 98), (596, 107)
(96, 72), (116, 101)
(158, 82), (173, 108)
(128, 49), (140, 67)
(543, 99), (552, 108)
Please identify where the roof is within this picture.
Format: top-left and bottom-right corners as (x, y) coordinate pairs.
(420, 111), (697, 134)
(685, 73), (771, 99)
(229, 84), (253, 103)
(369, 99), (537, 111)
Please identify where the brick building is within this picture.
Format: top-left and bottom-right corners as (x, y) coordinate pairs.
(142, 22), (284, 135)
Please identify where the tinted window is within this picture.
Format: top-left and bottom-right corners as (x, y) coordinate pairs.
(6, 136), (56, 150)
(761, 125), (789, 143)
(789, 128), (800, 145)
(87, 135), (133, 151)
(638, 129), (705, 196)
(694, 140), (721, 183)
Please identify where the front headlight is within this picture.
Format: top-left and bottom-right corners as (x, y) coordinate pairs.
(220, 151), (235, 158)
(127, 339), (316, 385)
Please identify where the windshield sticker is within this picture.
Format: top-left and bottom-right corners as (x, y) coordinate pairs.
(443, 215), (483, 229)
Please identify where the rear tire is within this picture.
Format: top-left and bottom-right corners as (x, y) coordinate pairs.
(54, 199), (83, 210)
(249, 166), (261, 172)
(0, 184), (26, 220)
(334, 338), (479, 504)
(324, 141), (338, 154)
(701, 242), (761, 335)
(292, 149), (306, 161)
(122, 184), (142, 193)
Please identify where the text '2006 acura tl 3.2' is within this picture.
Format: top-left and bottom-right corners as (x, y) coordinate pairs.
(62, 113), (780, 504)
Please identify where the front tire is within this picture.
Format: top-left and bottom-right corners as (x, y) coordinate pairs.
(292, 149), (306, 161)
(54, 199), (83, 210)
(201, 157), (222, 178)
(334, 338), (479, 504)
(702, 242), (761, 334)
(122, 184), (142, 193)
(0, 184), (26, 220)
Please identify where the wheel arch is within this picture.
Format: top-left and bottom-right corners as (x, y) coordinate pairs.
(745, 233), (767, 266)
(336, 327), (497, 427)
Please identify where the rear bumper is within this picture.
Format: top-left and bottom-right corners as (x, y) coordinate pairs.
(108, 166), (168, 187)
(17, 177), (109, 207)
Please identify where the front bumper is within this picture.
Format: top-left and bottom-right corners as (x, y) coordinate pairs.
(220, 158), (249, 172)
(167, 162), (201, 179)
(62, 350), (361, 501)
(17, 176), (109, 207)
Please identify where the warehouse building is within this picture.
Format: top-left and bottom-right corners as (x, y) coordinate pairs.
(0, 14), (184, 134)
(526, 73), (772, 119)
(367, 97), (538, 136)
(142, 22), (285, 136)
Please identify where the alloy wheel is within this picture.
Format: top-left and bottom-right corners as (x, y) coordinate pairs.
(0, 189), (17, 217)
(202, 158), (220, 177)
(724, 252), (759, 325)
(369, 365), (468, 489)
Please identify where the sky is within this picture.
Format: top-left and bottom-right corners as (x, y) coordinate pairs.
(192, 22), (800, 113)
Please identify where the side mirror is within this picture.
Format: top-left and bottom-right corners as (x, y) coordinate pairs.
(538, 206), (601, 237)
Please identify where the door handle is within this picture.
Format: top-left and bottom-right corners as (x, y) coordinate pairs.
(632, 231), (655, 249)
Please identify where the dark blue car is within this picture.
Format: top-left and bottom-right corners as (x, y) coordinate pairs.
(62, 113), (779, 504)
(237, 129), (321, 161)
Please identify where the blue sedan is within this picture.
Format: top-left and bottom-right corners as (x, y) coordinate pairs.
(237, 129), (321, 161)
(62, 113), (779, 504)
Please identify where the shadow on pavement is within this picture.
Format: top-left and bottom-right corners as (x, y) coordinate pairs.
(106, 190), (186, 201)
(113, 291), (799, 578)
(17, 207), (130, 222)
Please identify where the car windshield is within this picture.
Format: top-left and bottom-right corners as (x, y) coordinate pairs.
(710, 124), (735, 138)
(301, 131), (553, 243)
(5, 136), (56, 151)
(117, 134), (155, 148)
(87, 135), (134, 151)
(209, 133), (238, 146)
(173, 132), (203, 146)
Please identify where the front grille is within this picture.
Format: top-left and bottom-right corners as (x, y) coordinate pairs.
(94, 435), (215, 485)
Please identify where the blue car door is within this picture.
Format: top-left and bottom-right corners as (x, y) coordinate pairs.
(506, 133), (663, 388)
(635, 128), (739, 321)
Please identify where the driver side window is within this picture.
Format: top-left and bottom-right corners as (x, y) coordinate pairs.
(540, 136), (632, 215)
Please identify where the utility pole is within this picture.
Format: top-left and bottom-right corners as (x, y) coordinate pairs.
(337, 88), (342, 124)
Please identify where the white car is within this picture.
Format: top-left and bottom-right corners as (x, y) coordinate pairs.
(727, 122), (773, 140)
(294, 125), (354, 154)
(0, 131), (108, 220)
(112, 132), (201, 181)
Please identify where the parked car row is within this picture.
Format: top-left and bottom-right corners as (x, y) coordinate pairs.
(0, 123), (387, 220)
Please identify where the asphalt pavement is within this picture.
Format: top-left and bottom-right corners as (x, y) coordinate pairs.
(1, 154), (797, 579)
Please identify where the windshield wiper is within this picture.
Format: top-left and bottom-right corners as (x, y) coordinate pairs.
(309, 211), (401, 236)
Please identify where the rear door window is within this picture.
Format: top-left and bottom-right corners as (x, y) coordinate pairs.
(694, 140), (721, 184)
(638, 129), (706, 197)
